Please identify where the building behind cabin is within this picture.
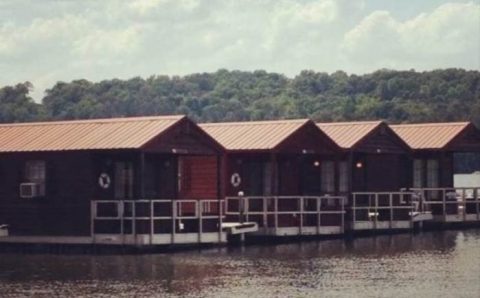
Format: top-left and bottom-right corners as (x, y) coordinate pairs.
(391, 122), (480, 189)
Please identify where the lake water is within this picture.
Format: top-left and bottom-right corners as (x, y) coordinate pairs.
(0, 230), (479, 297)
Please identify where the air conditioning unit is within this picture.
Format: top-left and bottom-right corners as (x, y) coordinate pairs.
(19, 183), (40, 198)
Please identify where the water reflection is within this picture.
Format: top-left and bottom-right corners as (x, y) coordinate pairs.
(0, 230), (479, 297)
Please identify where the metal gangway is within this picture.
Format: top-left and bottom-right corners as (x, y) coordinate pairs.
(410, 188), (480, 223)
(349, 192), (432, 231)
(225, 196), (346, 236)
(91, 199), (226, 245)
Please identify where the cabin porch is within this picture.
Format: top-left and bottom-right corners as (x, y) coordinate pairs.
(91, 199), (226, 245)
(225, 195), (345, 236)
(411, 187), (480, 223)
(347, 192), (428, 232)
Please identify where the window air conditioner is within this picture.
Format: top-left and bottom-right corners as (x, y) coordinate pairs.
(19, 183), (40, 198)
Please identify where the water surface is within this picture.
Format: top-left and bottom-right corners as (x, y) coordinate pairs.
(1, 230), (479, 297)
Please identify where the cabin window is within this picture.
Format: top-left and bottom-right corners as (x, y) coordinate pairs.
(426, 159), (439, 188)
(413, 159), (424, 188)
(114, 161), (134, 199)
(23, 160), (46, 196)
(338, 161), (348, 193)
(321, 161), (335, 193)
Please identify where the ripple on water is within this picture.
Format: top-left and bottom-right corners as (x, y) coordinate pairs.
(0, 230), (479, 298)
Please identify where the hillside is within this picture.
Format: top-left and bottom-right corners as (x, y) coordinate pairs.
(1, 68), (479, 125)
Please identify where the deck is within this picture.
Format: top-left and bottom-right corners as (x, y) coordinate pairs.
(225, 196), (346, 237)
(348, 192), (430, 232)
(411, 188), (480, 223)
(0, 199), (228, 246)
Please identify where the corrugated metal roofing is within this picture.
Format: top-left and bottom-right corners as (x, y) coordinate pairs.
(316, 121), (383, 149)
(200, 119), (310, 150)
(390, 122), (470, 149)
(0, 115), (185, 152)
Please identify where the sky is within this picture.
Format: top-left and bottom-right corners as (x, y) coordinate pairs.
(0, 0), (479, 101)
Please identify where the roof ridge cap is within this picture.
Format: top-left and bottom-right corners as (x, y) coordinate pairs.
(391, 122), (470, 128)
(0, 115), (185, 127)
(200, 119), (309, 127)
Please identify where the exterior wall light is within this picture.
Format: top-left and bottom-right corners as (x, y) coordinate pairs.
(356, 162), (363, 168)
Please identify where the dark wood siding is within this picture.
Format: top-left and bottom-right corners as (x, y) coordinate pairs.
(351, 153), (409, 192)
(356, 128), (408, 154)
(277, 123), (337, 154)
(0, 151), (94, 236)
(144, 118), (222, 155)
(224, 154), (269, 197)
(278, 156), (301, 196)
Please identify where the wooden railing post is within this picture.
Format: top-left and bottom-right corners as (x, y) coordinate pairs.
(299, 197), (303, 235)
(132, 201), (137, 246)
(476, 188), (480, 221)
(171, 201), (176, 244)
(198, 201), (203, 243)
(263, 197), (268, 228)
(442, 189), (447, 220)
(274, 197), (278, 230)
(374, 194), (378, 230)
(389, 194), (393, 229)
(317, 197), (321, 235)
(219, 200), (223, 243)
(150, 200), (154, 246)
(352, 193), (356, 226)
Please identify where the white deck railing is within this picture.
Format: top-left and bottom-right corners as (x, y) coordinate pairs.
(350, 192), (416, 230)
(225, 196), (346, 234)
(411, 188), (480, 222)
(91, 199), (224, 244)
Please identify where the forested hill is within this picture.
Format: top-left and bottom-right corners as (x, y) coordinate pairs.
(1, 68), (479, 125)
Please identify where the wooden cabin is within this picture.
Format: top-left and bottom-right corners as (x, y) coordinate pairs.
(0, 116), (227, 246)
(317, 121), (412, 193)
(200, 119), (346, 236)
(391, 122), (480, 223)
(317, 121), (413, 231)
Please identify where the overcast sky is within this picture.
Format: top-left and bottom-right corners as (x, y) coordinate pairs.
(0, 0), (479, 100)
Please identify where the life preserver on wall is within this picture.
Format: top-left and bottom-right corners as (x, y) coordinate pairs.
(98, 173), (111, 189)
(230, 173), (241, 188)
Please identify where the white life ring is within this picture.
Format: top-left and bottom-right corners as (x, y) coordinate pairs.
(230, 173), (241, 188)
(98, 173), (111, 189)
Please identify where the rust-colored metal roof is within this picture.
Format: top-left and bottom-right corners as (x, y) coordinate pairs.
(316, 121), (383, 149)
(200, 119), (310, 151)
(390, 122), (471, 150)
(0, 115), (185, 152)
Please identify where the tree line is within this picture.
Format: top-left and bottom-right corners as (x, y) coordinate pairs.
(1, 68), (479, 125)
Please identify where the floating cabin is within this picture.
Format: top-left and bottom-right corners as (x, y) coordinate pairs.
(0, 116), (479, 250)
(391, 122), (480, 224)
(200, 119), (346, 237)
(0, 116), (228, 246)
(316, 121), (415, 231)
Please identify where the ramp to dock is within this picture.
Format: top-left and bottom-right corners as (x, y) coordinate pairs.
(221, 222), (258, 234)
